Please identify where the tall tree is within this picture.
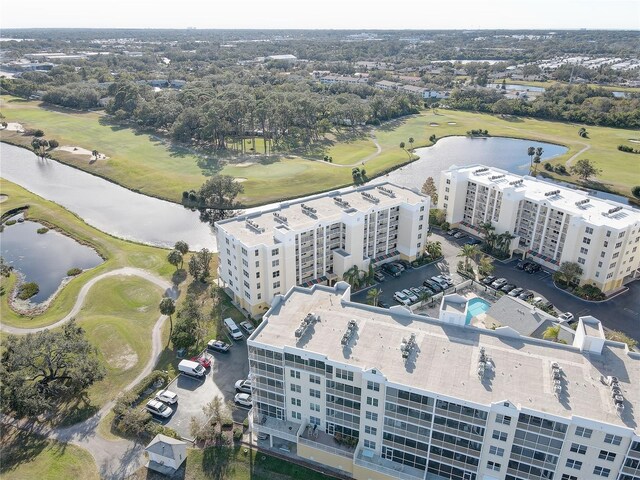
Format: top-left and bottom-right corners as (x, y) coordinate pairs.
(570, 158), (602, 182)
(196, 248), (214, 282)
(366, 288), (381, 306)
(542, 325), (561, 342)
(408, 137), (414, 149)
(342, 265), (362, 290)
(167, 249), (182, 271)
(159, 297), (176, 339)
(458, 244), (480, 270)
(527, 146), (535, 171)
(198, 175), (244, 224)
(421, 177), (438, 205)
(174, 241), (189, 256)
(1, 320), (105, 417)
(553, 261), (583, 286)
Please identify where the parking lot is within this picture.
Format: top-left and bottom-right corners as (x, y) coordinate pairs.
(155, 337), (250, 439)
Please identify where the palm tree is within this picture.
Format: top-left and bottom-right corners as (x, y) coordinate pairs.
(426, 241), (442, 259)
(92, 149), (99, 160)
(174, 240), (189, 268)
(418, 288), (431, 306)
(497, 232), (516, 255)
(478, 221), (495, 238)
(458, 244), (480, 271)
(527, 146), (535, 171)
(366, 260), (375, 286)
(408, 137), (414, 149)
(542, 325), (561, 342)
(485, 232), (499, 253)
(159, 297), (176, 338)
(367, 288), (381, 306)
(478, 255), (494, 276)
(343, 265), (362, 290)
(399, 141), (405, 150)
(532, 155), (541, 175)
(167, 249), (183, 271)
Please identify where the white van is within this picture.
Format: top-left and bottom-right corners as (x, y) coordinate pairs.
(224, 317), (244, 341)
(178, 359), (205, 377)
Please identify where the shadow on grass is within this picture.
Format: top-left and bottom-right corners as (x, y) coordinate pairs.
(376, 116), (412, 132)
(201, 445), (234, 480)
(496, 114), (525, 123)
(51, 396), (100, 428)
(0, 424), (61, 474)
(172, 269), (188, 286)
(97, 115), (130, 132)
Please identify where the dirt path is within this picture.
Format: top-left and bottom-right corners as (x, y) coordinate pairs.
(1, 268), (178, 480)
(564, 141), (591, 167)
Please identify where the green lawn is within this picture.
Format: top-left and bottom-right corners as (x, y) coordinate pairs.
(3, 95), (639, 204)
(0, 179), (174, 329)
(1, 426), (100, 480)
(506, 79), (640, 93)
(128, 446), (336, 480)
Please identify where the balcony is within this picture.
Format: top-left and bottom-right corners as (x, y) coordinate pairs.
(298, 425), (355, 459)
(252, 414), (303, 444)
(354, 447), (425, 480)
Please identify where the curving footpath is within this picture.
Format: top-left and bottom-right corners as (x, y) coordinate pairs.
(1, 267), (179, 480)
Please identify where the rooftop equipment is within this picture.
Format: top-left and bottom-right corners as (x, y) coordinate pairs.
(334, 197), (351, 208)
(361, 191), (380, 203)
(295, 313), (320, 339)
(473, 168), (489, 175)
(551, 362), (563, 397)
(341, 319), (358, 346)
(273, 212), (288, 224)
(400, 333), (417, 360)
(301, 203), (318, 218)
(377, 186), (396, 198)
(246, 219), (265, 233)
(544, 189), (561, 197)
(509, 179), (524, 186)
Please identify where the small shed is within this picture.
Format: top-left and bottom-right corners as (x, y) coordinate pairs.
(145, 434), (187, 475)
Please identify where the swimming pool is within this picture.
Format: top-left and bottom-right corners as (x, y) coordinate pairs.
(466, 298), (491, 324)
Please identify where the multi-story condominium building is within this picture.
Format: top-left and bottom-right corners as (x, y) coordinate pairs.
(216, 183), (429, 316)
(247, 282), (640, 480)
(439, 165), (640, 293)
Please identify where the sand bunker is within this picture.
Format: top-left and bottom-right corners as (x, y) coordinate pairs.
(234, 162), (256, 168)
(629, 139), (640, 144)
(447, 122), (457, 125)
(234, 177), (248, 183)
(0, 195), (7, 203)
(58, 146), (108, 160)
(2, 122), (23, 132)
(430, 123), (439, 127)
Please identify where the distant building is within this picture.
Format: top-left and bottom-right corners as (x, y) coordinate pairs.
(374, 80), (402, 91)
(319, 75), (368, 86)
(145, 434), (187, 475)
(267, 54), (297, 62)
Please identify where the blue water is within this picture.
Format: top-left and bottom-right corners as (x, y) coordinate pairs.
(466, 297), (491, 324)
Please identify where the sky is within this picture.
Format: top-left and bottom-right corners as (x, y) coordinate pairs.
(1, 0), (639, 30)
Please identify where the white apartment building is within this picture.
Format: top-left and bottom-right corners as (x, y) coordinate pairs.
(216, 183), (429, 316)
(439, 165), (640, 293)
(247, 282), (640, 480)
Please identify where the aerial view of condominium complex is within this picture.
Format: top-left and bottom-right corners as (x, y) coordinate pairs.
(440, 165), (640, 293)
(247, 282), (640, 480)
(216, 182), (430, 315)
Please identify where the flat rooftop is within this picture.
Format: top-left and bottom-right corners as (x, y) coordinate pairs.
(217, 182), (426, 247)
(253, 285), (639, 431)
(447, 165), (640, 230)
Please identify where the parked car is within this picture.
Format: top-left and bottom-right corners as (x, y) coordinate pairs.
(383, 263), (402, 277)
(525, 263), (541, 274)
(518, 290), (534, 301)
(447, 229), (458, 236)
(257, 432), (270, 441)
(393, 262), (406, 272)
(224, 317), (244, 340)
(508, 287), (524, 297)
(146, 399), (173, 418)
(178, 359), (206, 378)
(531, 296), (544, 305)
(440, 274), (453, 285)
(465, 238), (482, 246)
(207, 339), (231, 353)
(423, 279), (442, 292)
(500, 284), (517, 293)
(235, 378), (252, 394)
(559, 312), (575, 323)
(239, 321), (255, 335)
(155, 389), (178, 405)
(481, 275), (496, 285)
(516, 261), (529, 270)
(402, 289), (418, 303)
(374, 272), (386, 282)
(234, 393), (252, 408)
(397, 260), (411, 270)
(190, 355), (212, 369)
(539, 301), (554, 310)
(453, 231), (466, 239)
(393, 291), (411, 305)
(431, 276), (450, 289)
(410, 287), (425, 299)
(491, 278), (508, 289)
(377, 300), (390, 309)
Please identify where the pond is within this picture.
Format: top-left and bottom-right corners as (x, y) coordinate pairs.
(0, 143), (217, 251)
(385, 136), (567, 189)
(1, 216), (104, 303)
(487, 83), (546, 92)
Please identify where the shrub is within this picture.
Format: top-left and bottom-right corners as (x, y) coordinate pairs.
(544, 162), (553, 171)
(573, 284), (605, 301)
(233, 427), (243, 442)
(632, 186), (640, 199)
(67, 267), (82, 276)
(17, 282), (39, 300)
(36, 227), (49, 234)
(48, 139), (59, 149)
(242, 418), (249, 429)
(221, 418), (233, 429)
(605, 330), (638, 350)
(33, 129), (45, 138)
(5, 220), (16, 226)
(554, 164), (567, 175)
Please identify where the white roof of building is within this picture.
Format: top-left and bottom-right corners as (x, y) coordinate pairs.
(145, 434), (187, 459)
(217, 182), (427, 247)
(252, 284), (639, 431)
(446, 164), (640, 229)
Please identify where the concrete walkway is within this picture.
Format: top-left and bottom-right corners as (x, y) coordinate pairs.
(1, 267), (179, 480)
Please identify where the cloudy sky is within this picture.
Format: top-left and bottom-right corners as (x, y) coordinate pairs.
(2, 0), (639, 30)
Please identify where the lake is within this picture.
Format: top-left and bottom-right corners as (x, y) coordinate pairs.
(1, 217), (103, 303)
(0, 143), (217, 251)
(487, 83), (546, 92)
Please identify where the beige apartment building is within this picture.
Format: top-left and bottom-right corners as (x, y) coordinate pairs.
(216, 183), (429, 316)
(247, 282), (640, 480)
(439, 165), (640, 293)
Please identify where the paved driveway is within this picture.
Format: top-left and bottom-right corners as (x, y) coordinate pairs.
(157, 339), (250, 439)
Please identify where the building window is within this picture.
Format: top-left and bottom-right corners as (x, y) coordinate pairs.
(606, 230), (611, 237)
(364, 440), (376, 449)
(336, 368), (354, 381)
(365, 425), (377, 435)
(444, 195), (449, 201)
(226, 238), (230, 245)
(593, 466), (611, 477)
(604, 434), (622, 445)
(489, 446), (504, 456)
(618, 231), (625, 238)
(310, 403), (320, 412)
(445, 187), (450, 192)
(446, 179), (450, 184)
(609, 262), (616, 269)
(613, 252), (619, 259)
(582, 237), (591, 245)
(242, 259), (249, 267)
(309, 374), (321, 384)
(241, 247), (248, 256)
(598, 450), (616, 461)
(366, 397), (379, 407)
(615, 242), (623, 249)
(562, 475), (578, 480)
(570, 443), (587, 454)
(255, 250), (259, 256)
(310, 416), (321, 426)
(607, 273), (614, 279)
(492, 430), (508, 441)
(577, 257), (586, 265)
(487, 461), (501, 472)
(291, 398), (301, 407)
(290, 370), (300, 379)
(365, 411), (378, 421)
(272, 259), (279, 267)
(585, 227), (594, 234)
(495, 414), (511, 425)
(566, 459), (582, 470)
(292, 411), (301, 420)
(580, 247), (588, 254)
(272, 270), (280, 278)
(443, 203), (447, 208)
(290, 384), (301, 393)
(273, 281), (280, 289)
(598, 261), (603, 267)
(243, 280), (250, 288)
(601, 251), (606, 258)
(309, 389), (321, 399)
(575, 427), (592, 438)
(367, 381), (380, 392)
(271, 248), (279, 256)
(257, 293), (261, 300)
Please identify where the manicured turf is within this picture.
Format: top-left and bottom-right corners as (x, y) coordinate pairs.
(506, 79), (640, 93)
(2, 95), (639, 204)
(1, 426), (100, 480)
(0, 179), (174, 329)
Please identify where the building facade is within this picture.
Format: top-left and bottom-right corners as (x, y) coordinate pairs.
(216, 183), (429, 316)
(439, 165), (640, 293)
(247, 283), (640, 480)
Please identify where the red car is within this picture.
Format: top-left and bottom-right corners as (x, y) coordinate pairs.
(190, 355), (212, 369)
